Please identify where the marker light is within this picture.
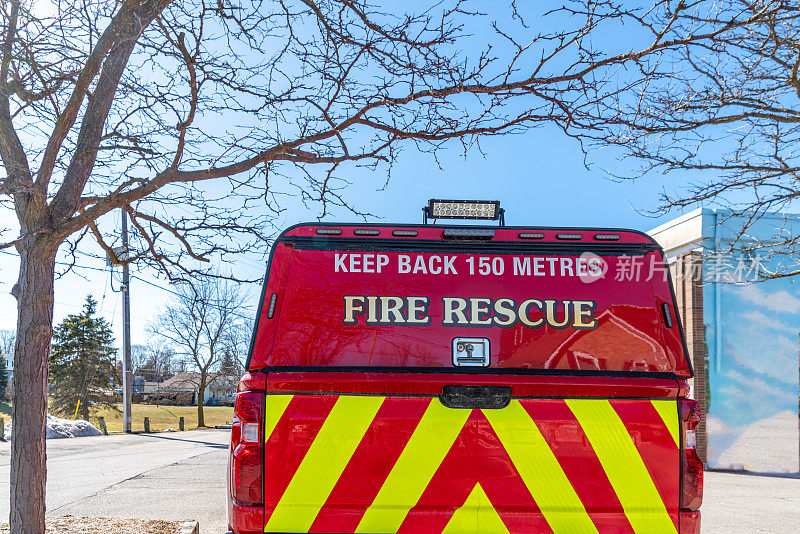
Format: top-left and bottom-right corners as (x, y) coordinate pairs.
(556, 233), (583, 240)
(428, 199), (500, 220)
(442, 228), (495, 240)
(518, 232), (545, 240)
(392, 230), (418, 237)
(594, 233), (621, 241)
(316, 228), (342, 235)
(354, 229), (380, 236)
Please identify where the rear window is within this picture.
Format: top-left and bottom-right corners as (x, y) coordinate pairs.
(248, 225), (691, 377)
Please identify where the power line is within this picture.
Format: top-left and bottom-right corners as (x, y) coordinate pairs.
(0, 249), (257, 321)
(130, 274), (182, 298)
(0, 248), (267, 279)
(0, 249), (109, 273)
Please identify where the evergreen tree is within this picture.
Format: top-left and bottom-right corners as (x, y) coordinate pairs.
(0, 352), (8, 403)
(218, 349), (241, 378)
(49, 295), (118, 420)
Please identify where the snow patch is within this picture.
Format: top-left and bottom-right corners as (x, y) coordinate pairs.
(4, 414), (103, 439)
(46, 414), (102, 439)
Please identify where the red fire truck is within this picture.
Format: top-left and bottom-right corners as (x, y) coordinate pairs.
(227, 200), (703, 534)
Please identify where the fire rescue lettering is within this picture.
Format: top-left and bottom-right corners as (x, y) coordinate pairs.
(343, 296), (597, 330)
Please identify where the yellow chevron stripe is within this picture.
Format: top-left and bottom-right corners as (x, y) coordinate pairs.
(265, 395), (384, 533)
(442, 483), (510, 534)
(355, 399), (470, 533)
(484, 401), (599, 534)
(264, 394), (293, 442)
(567, 399), (677, 534)
(650, 400), (680, 448)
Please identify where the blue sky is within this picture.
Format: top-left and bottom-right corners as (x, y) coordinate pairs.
(0, 123), (692, 353)
(0, 0), (711, 355)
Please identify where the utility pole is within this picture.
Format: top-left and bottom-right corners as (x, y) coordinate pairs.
(121, 210), (132, 433)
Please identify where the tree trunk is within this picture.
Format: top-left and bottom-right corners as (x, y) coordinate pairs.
(197, 377), (206, 428)
(10, 239), (57, 533)
(79, 365), (93, 421)
(80, 398), (90, 421)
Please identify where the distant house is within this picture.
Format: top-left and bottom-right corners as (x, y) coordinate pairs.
(3, 353), (11, 382)
(133, 376), (164, 394)
(151, 372), (237, 406)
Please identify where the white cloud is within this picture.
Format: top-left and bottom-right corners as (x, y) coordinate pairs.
(723, 369), (796, 405)
(726, 338), (796, 385)
(705, 415), (741, 437)
(716, 385), (794, 423)
(740, 309), (798, 334)
(714, 411), (799, 472)
(734, 284), (800, 314)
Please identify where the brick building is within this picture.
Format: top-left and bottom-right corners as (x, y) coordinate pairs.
(668, 251), (708, 463)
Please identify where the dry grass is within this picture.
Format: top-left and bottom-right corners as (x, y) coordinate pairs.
(0, 516), (186, 533)
(88, 403), (233, 432)
(2, 400), (233, 432)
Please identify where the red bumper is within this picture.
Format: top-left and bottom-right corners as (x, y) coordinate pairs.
(229, 507), (700, 534)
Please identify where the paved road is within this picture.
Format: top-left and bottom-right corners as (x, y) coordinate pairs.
(0, 429), (230, 533)
(703, 470), (800, 533)
(1, 430), (799, 533)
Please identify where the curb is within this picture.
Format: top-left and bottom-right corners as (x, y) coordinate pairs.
(179, 521), (199, 534)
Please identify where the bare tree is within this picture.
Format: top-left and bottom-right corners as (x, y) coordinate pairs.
(0, 0), (782, 529)
(567, 1), (800, 276)
(218, 327), (247, 379)
(130, 344), (148, 379)
(0, 330), (13, 358)
(132, 341), (174, 381)
(0, 330), (13, 400)
(149, 278), (244, 427)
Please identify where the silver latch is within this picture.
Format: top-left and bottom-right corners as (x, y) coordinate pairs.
(452, 337), (490, 367)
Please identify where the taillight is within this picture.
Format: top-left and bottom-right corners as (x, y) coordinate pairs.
(680, 398), (703, 510)
(231, 390), (263, 506)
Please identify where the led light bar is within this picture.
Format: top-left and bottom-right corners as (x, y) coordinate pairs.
(428, 199), (500, 220)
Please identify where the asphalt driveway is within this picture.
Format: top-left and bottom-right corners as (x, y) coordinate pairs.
(0, 429), (230, 532)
